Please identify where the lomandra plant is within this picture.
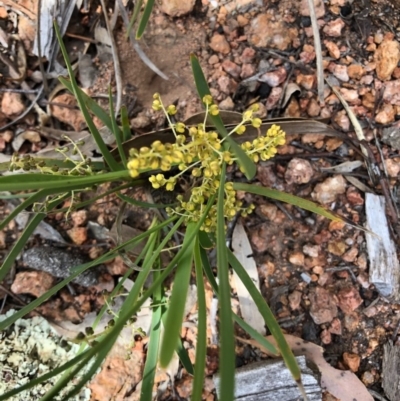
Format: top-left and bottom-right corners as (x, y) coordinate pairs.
(0, 24), (345, 401)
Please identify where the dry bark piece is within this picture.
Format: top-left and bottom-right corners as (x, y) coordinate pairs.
(383, 341), (400, 401)
(237, 334), (373, 401)
(365, 193), (400, 301)
(213, 356), (322, 401)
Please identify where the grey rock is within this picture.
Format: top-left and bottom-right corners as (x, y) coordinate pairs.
(22, 246), (99, 287)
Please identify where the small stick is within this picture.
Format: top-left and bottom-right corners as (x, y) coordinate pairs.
(306, 0), (325, 105)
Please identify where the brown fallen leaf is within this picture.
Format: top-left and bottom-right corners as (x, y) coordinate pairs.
(237, 334), (373, 401)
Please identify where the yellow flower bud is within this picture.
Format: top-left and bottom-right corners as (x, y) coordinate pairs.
(202, 95), (213, 105)
(150, 158), (160, 170)
(175, 122), (186, 133)
(209, 104), (219, 116)
(128, 159), (140, 169)
(192, 168), (201, 177)
(166, 182), (175, 191)
(152, 100), (162, 111)
(235, 125), (246, 135)
(250, 103), (260, 112)
(243, 110), (253, 120)
(130, 169), (139, 178)
(167, 105), (177, 115)
(251, 118), (262, 128)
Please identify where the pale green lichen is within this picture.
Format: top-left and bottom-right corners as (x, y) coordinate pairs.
(0, 310), (91, 401)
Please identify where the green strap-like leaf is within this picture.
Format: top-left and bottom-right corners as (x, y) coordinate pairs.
(215, 163), (235, 400)
(228, 249), (301, 382)
(120, 105), (132, 142)
(159, 222), (196, 367)
(136, 0), (155, 39)
(199, 245), (278, 355)
(109, 87), (127, 166)
(140, 260), (163, 401)
(191, 237), (208, 401)
(0, 170), (131, 192)
(233, 183), (343, 222)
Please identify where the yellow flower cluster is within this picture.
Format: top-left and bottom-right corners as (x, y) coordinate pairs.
(241, 124), (286, 163)
(126, 95), (286, 232)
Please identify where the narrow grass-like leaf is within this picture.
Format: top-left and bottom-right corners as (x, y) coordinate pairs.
(127, 0), (143, 37)
(159, 222), (196, 367)
(108, 87), (126, 166)
(198, 230), (214, 249)
(0, 188), (54, 230)
(159, 300), (194, 375)
(175, 338), (194, 376)
(54, 23), (121, 172)
(199, 246), (278, 355)
(140, 268), (162, 401)
(215, 163), (235, 401)
(190, 54), (256, 180)
(0, 214), (44, 282)
(191, 237), (207, 401)
(136, 0), (155, 39)
(0, 192), (67, 283)
(232, 314), (278, 355)
(233, 183), (343, 222)
(0, 170), (131, 192)
(120, 105), (132, 142)
(228, 250), (300, 382)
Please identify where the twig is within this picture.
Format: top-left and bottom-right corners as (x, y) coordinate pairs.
(306, 0), (325, 104)
(325, 265), (358, 282)
(0, 88), (38, 93)
(65, 31), (99, 44)
(99, 0), (123, 114)
(115, 0), (169, 80)
(0, 86), (44, 131)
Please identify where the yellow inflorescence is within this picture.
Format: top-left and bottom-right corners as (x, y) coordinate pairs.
(127, 96), (286, 232)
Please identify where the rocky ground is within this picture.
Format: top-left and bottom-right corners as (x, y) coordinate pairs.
(1, 0), (400, 400)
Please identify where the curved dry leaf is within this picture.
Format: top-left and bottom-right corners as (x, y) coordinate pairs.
(319, 160), (363, 174)
(111, 116), (340, 161)
(282, 82), (301, 109)
(345, 175), (374, 194)
(237, 334), (373, 401)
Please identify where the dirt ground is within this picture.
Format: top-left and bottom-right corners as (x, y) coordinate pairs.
(1, 0), (400, 400)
